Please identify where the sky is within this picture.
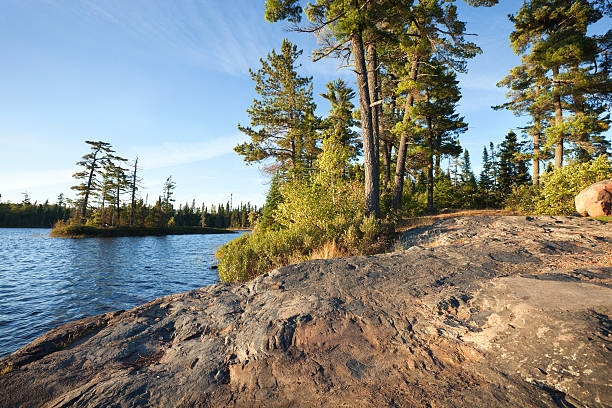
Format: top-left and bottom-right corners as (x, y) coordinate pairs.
(0, 0), (609, 207)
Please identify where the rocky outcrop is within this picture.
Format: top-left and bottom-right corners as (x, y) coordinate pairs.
(575, 179), (612, 217)
(1, 216), (611, 407)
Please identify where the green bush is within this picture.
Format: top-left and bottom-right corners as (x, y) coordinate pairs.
(215, 181), (386, 283)
(216, 137), (388, 282)
(507, 155), (612, 215)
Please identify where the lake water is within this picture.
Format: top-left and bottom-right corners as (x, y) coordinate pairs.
(0, 228), (243, 357)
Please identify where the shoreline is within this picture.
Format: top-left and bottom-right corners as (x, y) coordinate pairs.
(49, 225), (237, 238)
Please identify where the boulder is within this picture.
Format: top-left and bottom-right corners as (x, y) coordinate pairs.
(575, 179), (612, 217)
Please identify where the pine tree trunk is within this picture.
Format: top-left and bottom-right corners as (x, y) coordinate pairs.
(81, 155), (98, 221)
(130, 158), (137, 226)
(367, 42), (380, 161)
(392, 58), (418, 212)
(552, 65), (564, 169)
(381, 97), (396, 193)
(115, 178), (120, 227)
(435, 132), (442, 178)
(381, 140), (391, 192)
(570, 65), (589, 161)
(533, 125), (540, 186)
(353, 32), (379, 218)
(426, 95), (434, 211)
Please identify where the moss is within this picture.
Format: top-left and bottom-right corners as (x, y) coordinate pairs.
(591, 216), (612, 223)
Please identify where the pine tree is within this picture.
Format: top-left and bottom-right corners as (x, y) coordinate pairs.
(497, 131), (531, 196)
(411, 60), (467, 210)
(320, 79), (361, 165)
(260, 172), (284, 230)
(128, 157), (142, 226)
(236, 39), (319, 175)
(508, 0), (609, 168)
(162, 176), (175, 215)
(71, 140), (115, 222)
(479, 146), (494, 191)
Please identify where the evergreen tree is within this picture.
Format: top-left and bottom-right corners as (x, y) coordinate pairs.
(497, 131), (531, 196)
(260, 172), (284, 230)
(128, 157), (142, 226)
(236, 39), (319, 175)
(101, 156), (129, 227)
(479, 147), (492, 190)
(320, 79), (361, 161)
(508, 0), (609, 168)
(162, 176), (175, 215)
(495, 59), (551, 185)
(411, 60), (467, 210)
(71, 140), (114, 222)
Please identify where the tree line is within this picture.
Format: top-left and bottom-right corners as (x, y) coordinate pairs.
(1, 140), (260, 230)
(237, 0), (609, 218)
(0, 193), (70, 227)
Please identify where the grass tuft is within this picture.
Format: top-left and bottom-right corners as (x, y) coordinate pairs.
(1, 363), (14, 376)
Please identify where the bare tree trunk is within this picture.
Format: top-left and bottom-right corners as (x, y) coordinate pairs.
(392, 58), (418, 212)
(533, 123), (540, 186)
(435, 132), (441, 178)
(81, 153), (98, 221)
(381, 96), (396, 193)
(425, 92), (434, 211)
(353, 32), (379, 218)
(381, 140), (391, 192)
(115, 176), (120, 227)
(367, 42), (380, 161)
(130, 157), (138, 225)
(552, 65), (564, 169)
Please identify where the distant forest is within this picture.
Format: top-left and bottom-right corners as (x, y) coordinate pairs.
(0, 193), (259, 230)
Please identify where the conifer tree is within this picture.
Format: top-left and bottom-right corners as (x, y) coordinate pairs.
(265, 0), (382, 217)
(507, 0), (609, 168)
(99, 156), (128, 226)
(320, 79), (361, 163)
(128, 157), (142, 226)
(412, 60), (467, 210)
(236, 39), (318, 175)
(265, 0), (497, 216)
(162, 176), (175, 215)
(497, 131), (531, 196)
(479, 146), (494, 192)
(71, 140), (114, 222)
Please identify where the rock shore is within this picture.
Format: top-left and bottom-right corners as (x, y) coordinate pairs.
(1, 215), (611, 407)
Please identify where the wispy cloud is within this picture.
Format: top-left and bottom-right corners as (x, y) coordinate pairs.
(458, 74), (506, 93)
(0, 168), (75, 192)
(52, 0), (280, 77)
(128, 134), (244, 170)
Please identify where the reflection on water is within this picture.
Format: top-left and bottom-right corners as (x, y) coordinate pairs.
(0, 228), (243, 357)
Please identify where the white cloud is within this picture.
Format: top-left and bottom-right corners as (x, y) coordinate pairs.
(0, 168), (75, 192)
(127, 134), (244, 170)
(57, 0), (280, 77)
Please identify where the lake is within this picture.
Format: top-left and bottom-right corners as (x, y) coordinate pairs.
(0, 228), (243, 357)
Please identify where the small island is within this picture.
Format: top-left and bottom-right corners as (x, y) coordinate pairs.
(49, 224), (236, 238)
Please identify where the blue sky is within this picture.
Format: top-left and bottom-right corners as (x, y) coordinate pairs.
(0, 0), (609, 207)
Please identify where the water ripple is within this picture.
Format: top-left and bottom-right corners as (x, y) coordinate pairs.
(0, 228), (243, 357)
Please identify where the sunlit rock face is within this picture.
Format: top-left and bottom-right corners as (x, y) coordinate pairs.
(1, 216), (611, 408)
(575, 179), (612, 217)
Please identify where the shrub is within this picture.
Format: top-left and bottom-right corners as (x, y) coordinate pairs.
(506, 155), (612, 215)
(216, 134), (391, 283)
(216, 182), (385, 282)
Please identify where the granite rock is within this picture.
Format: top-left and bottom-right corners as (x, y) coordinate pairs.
(1, 215), (610, 407)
